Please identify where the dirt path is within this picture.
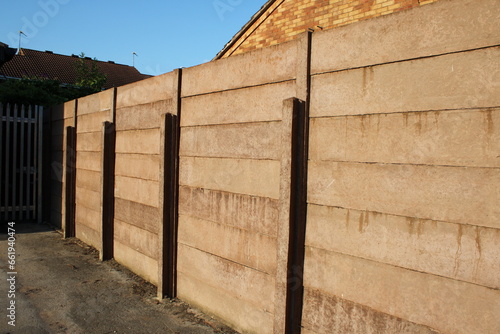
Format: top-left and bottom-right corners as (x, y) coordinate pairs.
(0, 223), (238, 334)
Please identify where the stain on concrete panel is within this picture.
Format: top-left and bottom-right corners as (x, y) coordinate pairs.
(308, 161), (500, 229)
(311, 48), (500, 117)
(114, 220), (159, 260)
(303, 246), (500, 334)
(179, 186), (279, 237)
(302, 288), (440, 334)
(306, 205), (500, 289)
(114, 198), (160, 234)
(309, 108), (500, 167)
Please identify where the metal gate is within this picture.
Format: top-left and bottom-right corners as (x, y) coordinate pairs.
(0, 103), (44, 223)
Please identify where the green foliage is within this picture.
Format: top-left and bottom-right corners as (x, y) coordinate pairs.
(0, 77), (93, 107)
(74, 52), (107, 93)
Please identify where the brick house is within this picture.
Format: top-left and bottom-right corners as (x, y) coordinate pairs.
(215, 0), (439, 59)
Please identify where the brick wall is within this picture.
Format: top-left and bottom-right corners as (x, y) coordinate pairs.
(221, 0), (439, 58)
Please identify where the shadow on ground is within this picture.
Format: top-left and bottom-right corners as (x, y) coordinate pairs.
(0, 223), (239, 334)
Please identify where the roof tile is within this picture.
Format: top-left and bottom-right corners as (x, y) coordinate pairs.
(0, 48), (151, 89)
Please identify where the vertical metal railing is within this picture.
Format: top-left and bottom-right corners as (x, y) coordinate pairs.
(0, 103), (44, 223)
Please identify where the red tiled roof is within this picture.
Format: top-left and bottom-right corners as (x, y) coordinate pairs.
(0, 48), (151, 89)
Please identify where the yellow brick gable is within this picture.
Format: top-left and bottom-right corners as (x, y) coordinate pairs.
(218, 0), (440, 59)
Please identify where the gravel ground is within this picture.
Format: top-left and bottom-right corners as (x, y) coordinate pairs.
(0, 223), (239, 334)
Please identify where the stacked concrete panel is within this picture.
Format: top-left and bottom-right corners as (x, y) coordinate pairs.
(303, 0), (500, 333)
(49, 0), (500, 333)
(49, 101), (75, 228)
(178, 41), (298, 334)
(113, 72), (179, 285)
(74, 90), (114, 250)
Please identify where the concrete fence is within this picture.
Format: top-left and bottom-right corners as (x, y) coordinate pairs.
(50, 0), (500, 333)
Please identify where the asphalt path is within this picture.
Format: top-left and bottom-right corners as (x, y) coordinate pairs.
(0, 223), (237, 334)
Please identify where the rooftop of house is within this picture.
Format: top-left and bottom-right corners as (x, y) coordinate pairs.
(0, 42), (17, 67)
(0, 48), (151, 89)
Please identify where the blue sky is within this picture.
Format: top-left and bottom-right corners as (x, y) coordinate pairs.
(1, 0), (267, 75)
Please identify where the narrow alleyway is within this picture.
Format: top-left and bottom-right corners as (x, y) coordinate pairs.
(0, 223), (238, 334)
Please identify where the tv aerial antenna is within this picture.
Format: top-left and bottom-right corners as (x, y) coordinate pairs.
(132, 52), (138, 67)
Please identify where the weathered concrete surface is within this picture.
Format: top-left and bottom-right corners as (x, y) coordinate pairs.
(178, 244), (275, 311)
(74, 206), (100, 234)
(306, 205), (500, 289)
(312, 0), (500, 73)
(114, 83), (167, 288)
(116, 99), (173, 131)
(177, 244), (274, 334)
(114, 175), (160, 208)
(178, 214), (277, 274)
(180, 121), (282, 160)
(50, 101), (75, 229)
(180, 81), (294, 127)
(308, 161), (500, 229)
(74, 187), (100, 213)
(115, 129), (161, 155)
(75, 132), (101, 152)
(311, 47), (500, 117)
(303, 246), (500, 334)
(75, 151), (101, 172)
(116, 71), (178, 109)
(179, 186), (278, 237)
(272, 98), (297, 334)
(309, 108), (500, 167)
(179, 157), (281, 200)
(74, 108), (103, 254)
(75, 196), (102, 250)
(63, 99), (76, 120)
(114, 239), (159, 286)
(47, 1), (500, 333)
(301, 288), (440, 334)
(76, 110), (112, 133)
(182, 40), (297, 97)
(115, 153), (160, 181)
(76, 89), (113, 116)
(114, 198), (159, 234)
(114, 219), (159, 260)
(75, 223), (100, 251)
(178, 271), (273, 334)
(75, 169), (100, 193)
(0, 224), (238, 334)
